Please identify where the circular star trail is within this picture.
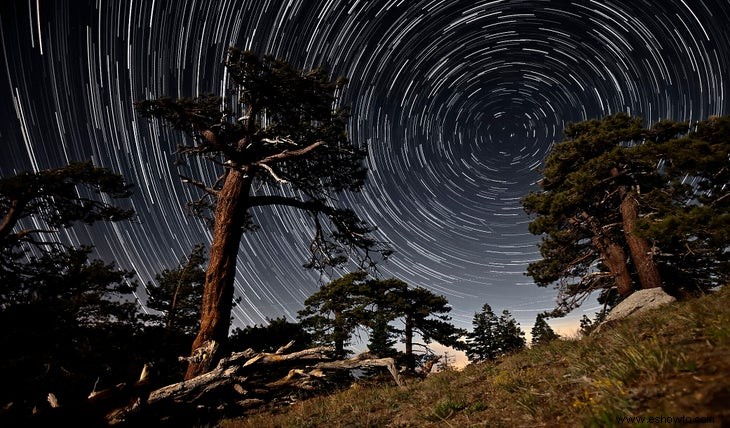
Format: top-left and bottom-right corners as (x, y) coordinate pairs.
(1, 0), (728, 333)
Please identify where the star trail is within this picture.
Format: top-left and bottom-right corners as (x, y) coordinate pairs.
(1, 0), (728, 334)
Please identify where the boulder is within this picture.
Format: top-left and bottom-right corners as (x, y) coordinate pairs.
(594, 288), (676, 333)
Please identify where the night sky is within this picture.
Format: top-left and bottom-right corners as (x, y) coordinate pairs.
(1, 0), (728, 336)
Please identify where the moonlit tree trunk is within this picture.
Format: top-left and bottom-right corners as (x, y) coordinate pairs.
(584, 211), (634, 297)
(185, 169), (252, 380)
(620, 191), (662, 290)
(610, 168), (663, 291)
(595, 237), (634, 297)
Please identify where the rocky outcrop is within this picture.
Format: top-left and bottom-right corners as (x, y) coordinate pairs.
(594, 288), (676, 333)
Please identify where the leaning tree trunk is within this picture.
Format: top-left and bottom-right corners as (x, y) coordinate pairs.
(583, 212), (634, 297)
(619, 191), (662, 289)
(609, 168), (662, 290)
(598, 238), (634, 297)
(185, 169), (252, 380)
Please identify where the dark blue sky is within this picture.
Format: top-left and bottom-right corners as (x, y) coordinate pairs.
(1, 0), (728, 335)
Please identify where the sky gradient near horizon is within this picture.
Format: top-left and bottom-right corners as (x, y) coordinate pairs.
(1, 0), (728, 338)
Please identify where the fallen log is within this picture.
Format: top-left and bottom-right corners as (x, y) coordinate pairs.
(147, 344), (333, 404)
(312, 355), (403, 387)
(100, 343), (404, 425)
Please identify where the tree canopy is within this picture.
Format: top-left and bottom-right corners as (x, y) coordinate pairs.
(298, 272), (464, 371)
(465, 303), (500, 362)
(0, 162), (140, 416)
(230, 317), (313, 354)
(632, 116), (730, 290)
(0, 161), (134, 275)
(382, 284), (466, 370)
(0, 246), (142, 416)
(135, 49), (391, 378)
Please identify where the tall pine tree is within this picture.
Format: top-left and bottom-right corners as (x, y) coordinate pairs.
(136, 50), (391, 378)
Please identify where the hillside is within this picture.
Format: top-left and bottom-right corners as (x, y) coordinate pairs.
(221, 286), (730, 427)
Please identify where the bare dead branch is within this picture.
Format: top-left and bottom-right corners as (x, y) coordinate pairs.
(180, 175), (219, 196)
(313, 355), (404, 387)
(255, 163), (289, 183)
(257, 140), (325, 164)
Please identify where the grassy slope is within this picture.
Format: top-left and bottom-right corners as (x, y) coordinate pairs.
(222, 286), (730, 427)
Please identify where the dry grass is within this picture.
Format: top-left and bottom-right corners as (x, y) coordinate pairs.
(221, 286), (730, 427)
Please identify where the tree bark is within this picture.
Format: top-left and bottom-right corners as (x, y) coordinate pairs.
(185, 169), (252, 380)
(404, 315), (414, 371)
(598, 238), (634, 297)
(583, 211), (634, 297)
(619, 191), (662, 289)
(609, 167), (662, 290)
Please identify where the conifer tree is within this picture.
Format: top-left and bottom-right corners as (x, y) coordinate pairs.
(0, 161), (133, 274)
(633, 115), (730, 292)
(465, 303), (500, 362)
(0, 247), (140, 414)
(383, 285), (466, 371)
(367, 313), (398, 357)
(136, 50), (390, 378)
(299, 274), (463, 370)
(230, 317), (312, 353)
(495, 309), (526, 355)
(0, 162), (138, 414)
(298, 271), (371, 358)
(144, 245), (206, 336)
(523, 114), (663, 309)
(531, 313), (559, 346)
(523, 114), (729, 312)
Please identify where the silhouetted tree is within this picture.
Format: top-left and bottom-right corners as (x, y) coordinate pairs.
(495, 310), (526, 355)
(466, 303), (500, 362)
(366, 313), (398, 358)
(0, 247), (141, 418)
(298, 273), (463, 371)
(579, 315), (595, 336)
(0, 162), (140, 421)
(530, 313), (558, 346)
(578, 290), (618, 336)
(466, 305), (525, 361)
(298, 272), (371, 358)
(143, 245), (206, 336)
(384, 285), (466, 371)
(0, 162), (133, 276)
(135, 245), (210, 385)
(135, 49), (390, 379)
